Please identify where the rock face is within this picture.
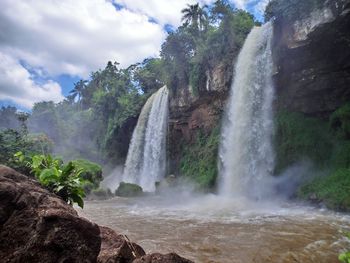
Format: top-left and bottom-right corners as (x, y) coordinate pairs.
(0, 165), (191, 263)
(0, 165), (101, 262)
(272, 1), (350, 117)
(168, 61), (232, 174)
(98, 226), (146, 262)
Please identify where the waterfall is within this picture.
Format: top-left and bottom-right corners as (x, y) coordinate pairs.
(219, 22), (275, 199)
(123, 86), (169, 192)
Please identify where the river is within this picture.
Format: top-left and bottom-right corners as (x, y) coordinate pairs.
(78, 194), (350, 263)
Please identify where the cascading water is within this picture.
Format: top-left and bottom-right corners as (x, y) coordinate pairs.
(123, 86), (169, 192)
(219, 22), (275, 199)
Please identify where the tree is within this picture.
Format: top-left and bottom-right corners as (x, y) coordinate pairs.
(0, 106), (21, 130)
(69, 80), (87, 106)
(181, 3), (208, 32)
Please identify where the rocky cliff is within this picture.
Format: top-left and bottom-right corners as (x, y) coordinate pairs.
(167, 0), (350, 180)
(272, 0), (350, 117)
(168, 62), (233, 175)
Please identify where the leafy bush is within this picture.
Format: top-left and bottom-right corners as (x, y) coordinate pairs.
(15, 152), (87, 208)
(71, 159), (102, 193)
(180, 125), (220, 190)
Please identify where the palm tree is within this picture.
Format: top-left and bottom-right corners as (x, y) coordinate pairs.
(69, 80), (87, 103)
(181, 3), (208, 31)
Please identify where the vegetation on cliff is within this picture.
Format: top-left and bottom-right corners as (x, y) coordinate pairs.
(275, 103), (350, 210)
(180, 125), (220, 190)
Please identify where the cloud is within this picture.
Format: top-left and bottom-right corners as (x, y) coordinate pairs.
(114, 0), (215, 27)
(0, 0), (166, 77)
(0, 0), (268, 109)
(0, 52), (64, 108)
(0, 0), (168, 108)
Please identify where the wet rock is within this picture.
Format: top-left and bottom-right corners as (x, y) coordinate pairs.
(98, 226), (145, 263)
(133, 253), (194, 263)
(272, 2), (350, 117)
(116, 182), (143, 197)
(0, 165), (193, 263)
(0, 165), (101, 262)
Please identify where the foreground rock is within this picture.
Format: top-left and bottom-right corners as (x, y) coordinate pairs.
(0, 165), (192, 263)
(99, 226), (146, 262)
(134, 253), (194, 263)
(0, 165), (101, 262)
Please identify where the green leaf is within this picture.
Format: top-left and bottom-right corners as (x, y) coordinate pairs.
(71, 194), (84, 208)
(32, 155), (44, 169)
(62, 161), (75, 176)
(39, 168), (59, 184)
(339, 252), (350, 263)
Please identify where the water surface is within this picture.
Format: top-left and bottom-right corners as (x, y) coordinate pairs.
(79, 195), (350, 263)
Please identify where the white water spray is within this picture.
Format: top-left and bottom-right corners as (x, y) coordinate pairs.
(123, 86), (169, 192)
(219, 22), (275, 199)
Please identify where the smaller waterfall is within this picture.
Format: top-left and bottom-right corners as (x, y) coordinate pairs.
(123, 86), (169, 192)
(219, 22), (275, 199)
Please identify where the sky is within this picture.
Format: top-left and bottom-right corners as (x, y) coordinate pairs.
(0, 0), (269, 110)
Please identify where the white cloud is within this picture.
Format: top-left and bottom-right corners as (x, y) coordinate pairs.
(0, 0), (168, 108)
(114, 0), (215, 27)
(0, 52), (64, 108)
(0, 0), (268, 109)
(0, 0), (166, 77)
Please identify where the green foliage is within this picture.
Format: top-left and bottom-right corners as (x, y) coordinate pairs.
(264, 0), (326, 22)
(0, 129), (52, 175)
(298, 169), (350, 211)
(274, 111), (332, 173)
(71, 159), (102, 193)
(277, 103), (350, 211)
(15, 152), (87, 208)
(339, 233), (350, 263)
(115, 182), (143, 197)
(180, 125), (220, 190)
(330, 102), (350, 140)
(161, 1), (255, 94)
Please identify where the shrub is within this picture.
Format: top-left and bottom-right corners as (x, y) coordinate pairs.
(15, 152), (87, 208)
(71, 159), (102, 193)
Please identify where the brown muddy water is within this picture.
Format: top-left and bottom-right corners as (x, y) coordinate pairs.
(78, 194), (350, 263)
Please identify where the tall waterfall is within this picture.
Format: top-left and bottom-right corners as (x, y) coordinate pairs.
(219, 22), (275, 199)
(123, 86), (169, 192)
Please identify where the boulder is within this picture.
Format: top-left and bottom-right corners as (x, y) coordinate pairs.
(0, 165), (101, 262)
(98, 226), (145, 262)
(115, 182), (143, 197)
(0, 165), (193, 263)
(133, 253), (194, 263)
